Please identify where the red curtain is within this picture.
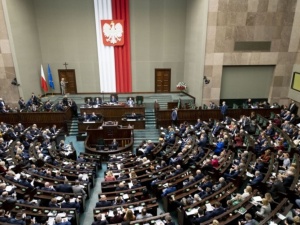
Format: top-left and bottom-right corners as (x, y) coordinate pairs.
(112, 0), (132, 92)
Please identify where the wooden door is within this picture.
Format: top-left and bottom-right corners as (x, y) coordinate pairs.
(155, 69), (171, 93)
(58, 69), (77, 94)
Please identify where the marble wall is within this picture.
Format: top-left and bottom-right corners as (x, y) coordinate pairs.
(0, 0), (19, 105)
(203, 0), (299, 106)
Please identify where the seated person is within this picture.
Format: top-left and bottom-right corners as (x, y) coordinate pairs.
(89, 112), (99, 121)
(61, 195), (80, 213)
(110, 95), (118, 103)
(127, 98), (134, 106)
(79, 112), (89, 122)
(248, 170), (264, 187)
(110, 139), (118, 150)
(115, 182), (128, 191)
(96, 195), (112, 207)
(85, 98), (92, 107)
(255, 198), (271, 218)
(93, 97), (102, 106)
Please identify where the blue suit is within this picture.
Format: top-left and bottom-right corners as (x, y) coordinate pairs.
(221, 104), (228, 116)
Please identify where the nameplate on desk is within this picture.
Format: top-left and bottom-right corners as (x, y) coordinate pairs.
(83, 121), (95, 123)
(126, 119), (136, 121)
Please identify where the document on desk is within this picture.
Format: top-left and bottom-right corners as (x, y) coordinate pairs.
(186, 207), (199, 216)
(123, 194), (129, 200)
(246, 171), (254, 177)
(205, 203), (215, 211)
(252, 196), (262, 202)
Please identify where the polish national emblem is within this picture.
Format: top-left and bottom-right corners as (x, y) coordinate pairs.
(101, 20), (124, 46)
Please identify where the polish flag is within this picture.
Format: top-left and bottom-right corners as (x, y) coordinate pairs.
(41, 65), (48, 92)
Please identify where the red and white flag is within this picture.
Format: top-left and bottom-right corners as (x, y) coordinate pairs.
(40, 64), (48, 92)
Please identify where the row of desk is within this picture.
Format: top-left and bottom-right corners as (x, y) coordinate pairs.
(79, 105), (146, 130)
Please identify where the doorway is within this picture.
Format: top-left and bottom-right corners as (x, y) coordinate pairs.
(58, 69), (77, 94)
(155, 69), (171, 93)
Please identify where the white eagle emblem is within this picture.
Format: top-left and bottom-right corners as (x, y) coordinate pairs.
(103, 21), (123, 44)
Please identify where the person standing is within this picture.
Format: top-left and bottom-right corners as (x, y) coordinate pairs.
(171, 108), (178, 127)
(220, 101), (228, 120)
(60, 78), (67, 95)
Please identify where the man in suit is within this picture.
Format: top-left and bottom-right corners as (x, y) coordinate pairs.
(171, 108), (178, 127)
(80, 112), (89, 122)
(8, 212), (25, 225)
(115, 182), (128, 191)
(41, 182), (56, 192)
(56, 181), (73, 193)
(289, 100), (298, 115)
(249, 171), (264, 187)
(194, 170), (204, 181)
(206, 202), (226, 218)
(93, 97), (102, 106)
(194, 118), (203, 130)
(89, 112), (99, 121)
(269, 176), (286, 201)
(220, 101), (228, 119)
(54, 215), (71, 225)
(96, 195), (112, 207)
(0, 209), (9, 223)
(190, 208), (210, 224)
(110, 95), (118, 103)
(18, 97), (26, 110)
(72, 180), (86, 196)
(171, 165), (183, 176)
(61, 195), (80, 212)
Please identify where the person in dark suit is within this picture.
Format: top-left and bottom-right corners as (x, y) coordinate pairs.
(190, 208), (210, 224)
(44, 100), (52, 111)
(61, 195), (80, 212)
(18, 97), (26, 110)
(93, 97), (102, 106)
(18, 175), (33, 189)
(92, 214), (109, 225)
(171, 108), (178, 127)
(49, 198), (60, 208)
(89, 112), (99, 121)
(282, 171), (294, 188)
(171, 165), (183, 177)
(41, 182), (56, 192)
(8, 212), (25, 225)
(110, 95), (118, 103)
(95, 195), (112, 207)
(249, 171), (264, 187)
(110, 210), (123, 223)
(269, 176), (286, 201)
(0, 209), (9, 223)
(131, 179), (142, 189)
(289, 100), (298, 115)
(220, 101), (228, 119)
(194, 170), (204, 181)
(115, 183), (128, 191)
(55, 181), (73, 193)
(206, 202), (226, 218)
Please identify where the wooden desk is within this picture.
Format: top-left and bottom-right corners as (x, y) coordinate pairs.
(0, 108), (72, 134)
(84, 125), (134, 157)
(155, 108), (281, 128)
(80, 105), (145, 121)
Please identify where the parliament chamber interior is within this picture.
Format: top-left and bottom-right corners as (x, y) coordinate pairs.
(1, 0), (300, 225)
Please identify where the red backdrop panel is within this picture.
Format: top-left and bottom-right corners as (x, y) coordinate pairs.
(112, 0), (132, 92)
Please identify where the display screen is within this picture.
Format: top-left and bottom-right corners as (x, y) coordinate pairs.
(291, 72), (300, 92)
